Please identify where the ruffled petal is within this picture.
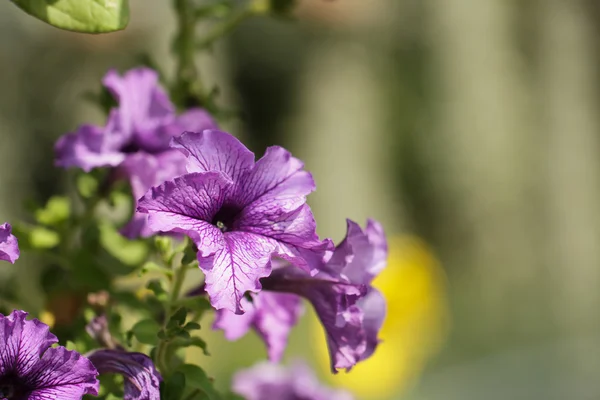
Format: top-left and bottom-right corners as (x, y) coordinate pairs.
(103, 67), (174, 144)
(0, 223), (19, 264)
(234, 146), (314, 209)
(137, 172), (231, 254)
(202, 231), (276, 314)
(261, 268), (369, 373)
(213, 292), (303, 361)
(0, 310), (57, 377)
(171, 130), (254, 180)
(119, 150), (187, 238)
(26, 346), (99, 399)
(327, 219), (388, 284)
(242, 204), (333, 274)
(88, 349), (161, 400)
(233, 361), (353, 400)
(356, 288), (386, 361)
(54, 110), (128, 172)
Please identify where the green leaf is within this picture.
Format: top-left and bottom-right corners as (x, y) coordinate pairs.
(35, 196), (70, 226)
(171, 336), (210, 356)
(177, 364), (221, 400)
(11, 0), (130, 34)
(130, 319), (161, 345)
(170, 307), (188, 327)
(76, 174), (99, 199)
(29, 227), (60, 249)
(162, 372), (186, 400)
(99, 223), (148, 266)
(146, 280), (169, 302)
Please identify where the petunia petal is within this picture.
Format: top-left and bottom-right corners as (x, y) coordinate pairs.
(119, 150), (187, 238)
(327, 219), (388, 284)
(262, 267), (368, 373)
(214, 292), (303, 361)
(0, 310), (57, 377)
(234, 146), (314, 209)
(54, 110), (128, 172)
(137, 172), (231, 254)
(87, 349), (161, 400)
(242, 205), (333, 274)
(233, 361), (354, 400)
(0, 223), (19, 264)
(26, 346), (99, 399)
(356, 288), (386, 361)
(103, 67), (174, 145)
(201, 231), (276, 314)
(171, 130), (254, 180)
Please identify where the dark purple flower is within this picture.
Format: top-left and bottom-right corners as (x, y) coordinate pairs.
(214, 292), (303, 361)
(233, 361), (353, 400)
(87, 349), (161, 400)
(137, 130), (332, 314)
(85, 315), (162, 399)
(0, 223), (19, 264)
(0, 310), (99, 399)
(216, 219), (387, 372)
(55, 67), (217, 238)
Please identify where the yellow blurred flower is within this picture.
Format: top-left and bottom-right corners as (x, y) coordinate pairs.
(39, 310), (56, 329)
(312, 236), (449, 399)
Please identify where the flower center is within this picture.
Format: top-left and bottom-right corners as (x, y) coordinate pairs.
(211, 204), (242, 232)
(0, 374), (30, 399)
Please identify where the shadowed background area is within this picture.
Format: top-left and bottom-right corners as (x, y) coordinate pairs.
(2, 0), (600, 399)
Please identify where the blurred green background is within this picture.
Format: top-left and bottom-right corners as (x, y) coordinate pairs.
(3, 0), (600, 399)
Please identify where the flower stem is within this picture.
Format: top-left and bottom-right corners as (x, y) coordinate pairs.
(172, 0), (205, 108)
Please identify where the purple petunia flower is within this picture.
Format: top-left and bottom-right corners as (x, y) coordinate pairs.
(55, 67), (217, 238)
(0, 310), (99, 398)
(233, 361), (353, 400)
(137, 130), (332, 314)
(86, 315), (162, 399)
(87, 349), (161, 400)
(0, 223), (19, 263)
(215, 219), (387, 372)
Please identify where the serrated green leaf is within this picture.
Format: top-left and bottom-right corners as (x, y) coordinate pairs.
(130, 318), (160, 345)
(11, 0), (130, 33)
(177, 364), (221, 400)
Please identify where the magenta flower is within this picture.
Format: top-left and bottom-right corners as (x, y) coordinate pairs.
(0, 310), (99, 399)
(215, 219), (387, 372)
(233, 361), (353, 400)
(0, 223), (19, 264)
(55, 67), (217, 237)
(87, 349), (161, 400)
(138, 130), (332, 313)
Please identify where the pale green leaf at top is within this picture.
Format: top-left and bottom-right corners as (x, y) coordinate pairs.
(11, 0), (129, 33)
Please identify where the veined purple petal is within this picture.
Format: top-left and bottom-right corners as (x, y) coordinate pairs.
(26, 346), (99, 399)
(356, 288), (386, 361)
(234, 146), (313, 209)
(103, 67), (174, 145)
(0, 310), (99, 398)
(88, 349), (161, 400)
(262, 267), (367, 372)
(202, 231), (276, 314)
(327, 219), (388, 284)
(0, 223), (19, 264)
(138, 172), (231, 254)
(171, 130), (254, 180)
(213, 292), (303, 361)
(233, 361), (353, 400)
(54, 110), (128, 172)
(119, 150), (187, 238)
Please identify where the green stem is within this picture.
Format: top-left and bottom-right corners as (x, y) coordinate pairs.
(196, 5), (257, 50)
(173, 0), (205, 107)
